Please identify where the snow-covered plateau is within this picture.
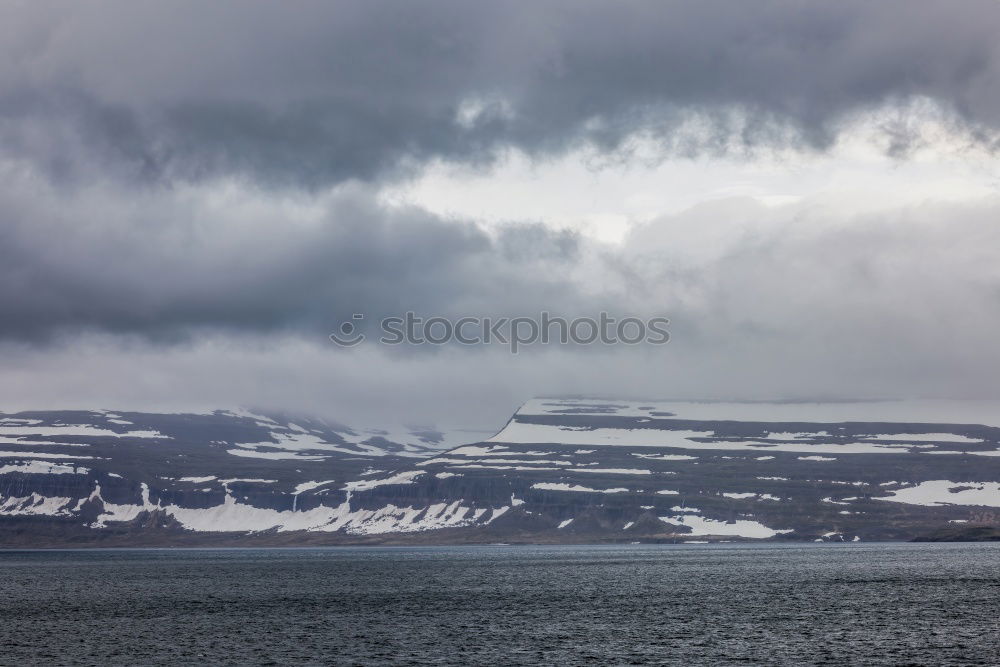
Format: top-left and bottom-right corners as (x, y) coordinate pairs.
(1, 399), (999, 545)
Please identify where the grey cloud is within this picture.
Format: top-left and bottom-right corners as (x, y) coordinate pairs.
(3, 1), (1000, 426)
(624, 197), (1000, 375)
(4, 187), (1000, 426)
(0, 181), (600, 341)
(1, 1), (999, 187)
(5, 170), (1000, 405)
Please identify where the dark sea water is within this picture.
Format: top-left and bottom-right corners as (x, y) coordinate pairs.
(0, 543), (998, 666)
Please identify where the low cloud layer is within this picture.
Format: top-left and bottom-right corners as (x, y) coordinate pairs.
(4, 180), (1000, 428)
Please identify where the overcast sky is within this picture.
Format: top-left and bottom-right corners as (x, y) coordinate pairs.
(2, 1), (1000, 430)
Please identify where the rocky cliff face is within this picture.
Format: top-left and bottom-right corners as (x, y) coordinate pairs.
(3, 399), (1000, 545)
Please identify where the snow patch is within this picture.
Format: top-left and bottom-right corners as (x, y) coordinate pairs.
(531, 483), (628, 493)
(293, 480), (335, 494)
(0, 493), (74, 517)
(874, 480), (1000, 507)
(226, 449), (327, 461)
(662, 515), (793, 539)
(633, 453), (698, 461)
(0, 461), (87, 475)
(0, 450), (94, 460)
(343, 470), (424, 492)
(0, 425), (168, 439)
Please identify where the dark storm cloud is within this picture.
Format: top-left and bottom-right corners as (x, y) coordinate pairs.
(1, 1), (999, 187)
(0, 181), (597, 341)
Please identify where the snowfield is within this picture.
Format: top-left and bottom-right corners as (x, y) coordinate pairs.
(531, 483), (629, 493)
(0, 481), (515, 535)
(342, 470), (425, 492)
(0, 461), (87, 475)
(488, 421), (984, 455)
(521, 398), (1000, 427)
(660, 514), (794, 539)
(0, 425), (169, 439)
(874, 481), (1000, 507)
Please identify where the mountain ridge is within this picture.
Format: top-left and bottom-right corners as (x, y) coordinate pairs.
(2, 399), (1000, 546)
